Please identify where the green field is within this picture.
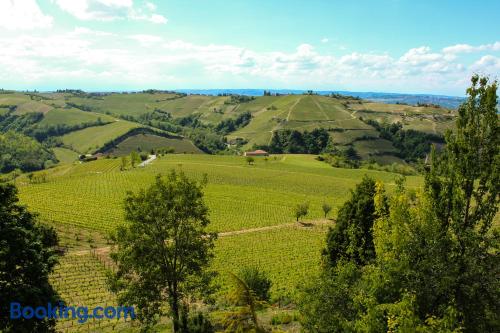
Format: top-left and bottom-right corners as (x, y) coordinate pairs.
(65, 92), (180, 117)
(53, 147), (80, 164)
(60, 121), (141, 153)
(39, 108), (115, 126)
(108, 133), (202, 155)
(17, 154), (422, 304)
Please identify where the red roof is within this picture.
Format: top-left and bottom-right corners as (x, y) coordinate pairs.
(253, 150), (268, 154)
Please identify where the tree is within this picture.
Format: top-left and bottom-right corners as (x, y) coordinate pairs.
(222, 273), (267, 333)
(0, 183), (59, 332)
(120, 156), (128, 171)
(130, 151), (140, 168)
(323, 176), (381, 267)
(299, 75), (499, 332)
(344, 146), (359, 160)
(108, 171), (217, 332)
(238, 267), (272, 302)
(294, 202), (309, 222)
(418, 75), (499, 330)
(321, 202), (332, 218)
(245, 156), (255, 165)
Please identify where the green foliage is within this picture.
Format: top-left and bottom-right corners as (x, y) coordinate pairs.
(0, 183), (59, 332)
(317, 150), (360, 169)
(265, 128), (330, 154)
(222, 272), (267, 333)
(294, 202), (309, 222)
(186, 127), (227, 154)
(215, 112), (252, 135)
(299, 75), (500, 332)
(323, 176), (381, 267)
(129, 151), (140, 168)
(0, 131), (56, 173)
(366, 119), (444, 161)
(238, 267), (272, 302)
(321, 202), (332, 218)
(179, 308), (215, 333)
(223, 95), (256, 104)
(0, 111), (43, 133)
(246, 156), (255, 165)
(108, 171), (217, 331)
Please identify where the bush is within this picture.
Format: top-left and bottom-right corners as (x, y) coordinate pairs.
(238, 266), (272, 302)
(270, 312), (299, 325)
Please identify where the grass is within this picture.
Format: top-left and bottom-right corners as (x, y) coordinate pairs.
(65, 93), (179, 117)
(40, 108), (115, 126)
(108, 133), (202, 155)
(60, 120), (141, 153)
(53, 147), (80, 164)
(353, 138), (398, 159)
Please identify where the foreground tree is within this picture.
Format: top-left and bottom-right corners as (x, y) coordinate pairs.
(222, 273), (267, 333)
(323, 176), (382, 267)
(238, 267), (272, 302)
(108, 171), (217, 332)
(0, 183), (59, 333)
(300, 76), (499, 332)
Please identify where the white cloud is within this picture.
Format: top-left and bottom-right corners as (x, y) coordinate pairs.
(53, 0), (166, 23)
(0, 0), (53, 30)
(443, 42), (500, 54)
(321, 38), (329, 43)
(0, 29), (498, 94)
(471, 55), (500, 73)
(128, 34), (163, 45)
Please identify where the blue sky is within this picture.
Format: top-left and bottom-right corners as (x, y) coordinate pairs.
(0, 0), (499, 95)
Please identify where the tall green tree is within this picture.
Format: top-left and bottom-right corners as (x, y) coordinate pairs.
(300, 75), (499, 332)
(0, 183), (59, 333)
(419, 75), (499, 330)
(108, 171), (217, 332)
(323, 175), (382, 267)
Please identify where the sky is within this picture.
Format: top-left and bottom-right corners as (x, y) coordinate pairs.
(0, 0), (499, 96)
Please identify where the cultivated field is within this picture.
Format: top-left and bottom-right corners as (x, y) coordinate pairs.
(17, 154), (422, 306)
(108, 133), (202, 155)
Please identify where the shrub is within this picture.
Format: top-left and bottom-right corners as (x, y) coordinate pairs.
(238, 266), (272, 302)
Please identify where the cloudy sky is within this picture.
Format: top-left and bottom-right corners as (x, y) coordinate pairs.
(0, 0), (499, 95)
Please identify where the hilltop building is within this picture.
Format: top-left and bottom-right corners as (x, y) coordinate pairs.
(244, 150), (269, 157)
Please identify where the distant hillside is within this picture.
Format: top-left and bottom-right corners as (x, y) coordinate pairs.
(0, 90), (457, 172)
(176, 89), (466, 109)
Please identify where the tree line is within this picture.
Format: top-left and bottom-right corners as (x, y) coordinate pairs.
(258, 128), (331, 154)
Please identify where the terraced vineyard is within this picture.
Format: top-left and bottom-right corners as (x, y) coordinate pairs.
(50, 253), (134, 332)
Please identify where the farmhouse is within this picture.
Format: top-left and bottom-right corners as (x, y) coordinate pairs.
(244, 149), (269, 157)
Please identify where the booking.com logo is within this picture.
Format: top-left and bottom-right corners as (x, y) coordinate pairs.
(10, 302), (135, 324)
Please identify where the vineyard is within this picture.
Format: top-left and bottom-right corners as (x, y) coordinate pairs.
(50, 253), (135, 332)
(213, 223), (330, 298)
(19, 154), (425, 331)
(17, 155), (422, 233)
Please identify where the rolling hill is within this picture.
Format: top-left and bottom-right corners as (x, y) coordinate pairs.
(0, 90), (456, 169)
